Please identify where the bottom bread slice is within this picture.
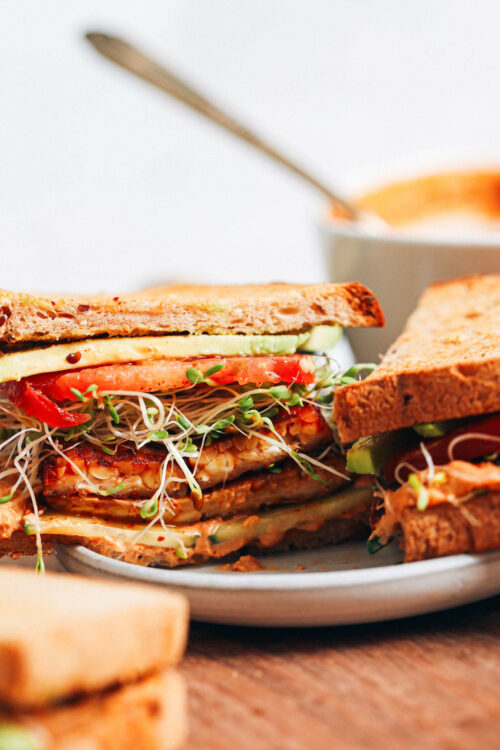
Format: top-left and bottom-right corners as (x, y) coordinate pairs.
(400, 491), (500, 562)
(77, 513), (369, 567)
(0, 669), (187, 750)
(21, 484), (372, 567)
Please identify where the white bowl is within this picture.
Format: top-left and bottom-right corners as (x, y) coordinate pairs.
(319, 219), (500, 362)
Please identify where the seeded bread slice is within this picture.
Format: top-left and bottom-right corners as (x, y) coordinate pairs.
(334, 274), (500, 442)
(0, 282), (384, 346)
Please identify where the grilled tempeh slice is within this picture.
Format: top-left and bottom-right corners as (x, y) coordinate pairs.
(44, 453), (348, 523)
(43, 405), (332, 499)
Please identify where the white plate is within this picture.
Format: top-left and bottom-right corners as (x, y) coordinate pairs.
(57, 543), (500, 627)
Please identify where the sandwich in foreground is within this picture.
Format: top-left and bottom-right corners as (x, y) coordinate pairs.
(0, 282), (383, 568)
(334, 274), (500, 562)
(0, 567), (188, 750)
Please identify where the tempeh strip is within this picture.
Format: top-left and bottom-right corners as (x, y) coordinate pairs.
(43, 406), (333, 499)
(45, 454), (349, 523)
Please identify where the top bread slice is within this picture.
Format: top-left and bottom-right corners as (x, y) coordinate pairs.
(0, 567), (188, 708)
(334, 274), (500, 442)
(0, 282), (384, 346)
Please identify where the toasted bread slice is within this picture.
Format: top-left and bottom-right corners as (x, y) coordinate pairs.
(0, 282), (384, 345)
(0, 568), (188, 709)
(0, 669), (187, 750)
(334, 274), (500, 442)
(370, 461), (500, 561)
(399, 491), (500, 562)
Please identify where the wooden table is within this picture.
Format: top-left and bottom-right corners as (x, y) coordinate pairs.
(182, 595), (500, 750)
(4, 557), (499, 749)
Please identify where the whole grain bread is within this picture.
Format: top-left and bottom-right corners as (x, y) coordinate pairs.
(0, 282), (383, 346)
(334, 274), (500, 442)
(399, 491), (500, 562)
(0, 567), (188, 708)
(0, 669), (187, 750)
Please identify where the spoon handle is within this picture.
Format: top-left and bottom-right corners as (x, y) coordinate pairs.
(86, 32), (359, 219)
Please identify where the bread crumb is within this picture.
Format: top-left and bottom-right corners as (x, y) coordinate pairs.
(218, 555), (266, 572)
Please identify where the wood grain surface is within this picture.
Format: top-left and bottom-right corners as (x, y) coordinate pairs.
(4, 558), (499, 749)
(181, 595), (500, 750)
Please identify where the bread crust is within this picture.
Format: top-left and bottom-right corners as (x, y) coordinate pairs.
(334, 274), (500, 441)
(1, 669), (187, 750)
(0, 282), (384, 345)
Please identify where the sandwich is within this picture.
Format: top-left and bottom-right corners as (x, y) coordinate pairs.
(0, 566), (188, 750)
(334, 274), (500, 562)
(0, 282), (383, 568)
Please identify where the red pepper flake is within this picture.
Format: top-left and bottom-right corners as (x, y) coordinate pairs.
(77, 304), (90, 313)
(66, 351), (82, 365)
(157, 535), (165, 542)
(113, 296), (119, 302)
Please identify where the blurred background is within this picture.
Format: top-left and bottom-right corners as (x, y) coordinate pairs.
(1, 0), (499, 294)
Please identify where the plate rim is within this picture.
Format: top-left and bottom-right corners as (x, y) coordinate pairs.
(58, 544), (500, 592)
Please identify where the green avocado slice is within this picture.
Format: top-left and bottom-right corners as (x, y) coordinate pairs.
(347, 432), (413, 475)
(24, 514), (200, 550)
(208, 484), (372, 545)
(0, 326), (342, 384)
(413, 421), (453, 438)
(297, 325), (342, 352)
(0, 726), (41, 750)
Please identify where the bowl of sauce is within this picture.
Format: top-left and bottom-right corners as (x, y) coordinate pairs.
(320, 170), (500, 360)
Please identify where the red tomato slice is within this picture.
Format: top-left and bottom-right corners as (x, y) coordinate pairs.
(28, 355), (316, 402)
(385, 413), (500, 482)
(1, 381), (90, 429)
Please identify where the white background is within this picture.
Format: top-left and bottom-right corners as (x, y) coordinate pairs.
(1, 0), (499, 294)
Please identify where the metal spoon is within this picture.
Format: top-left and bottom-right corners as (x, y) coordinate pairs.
(85, 31), (382, 226)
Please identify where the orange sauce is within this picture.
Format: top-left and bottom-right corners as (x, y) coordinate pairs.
(330, 170), (500, 228)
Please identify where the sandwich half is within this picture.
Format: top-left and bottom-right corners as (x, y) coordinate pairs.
(334, 274), (500, 562)
(0, 567), (188, 750)
(0, 282), (383, 568)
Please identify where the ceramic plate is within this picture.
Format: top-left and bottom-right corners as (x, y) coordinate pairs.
(57, 543), (500, 627)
